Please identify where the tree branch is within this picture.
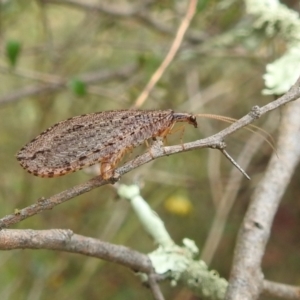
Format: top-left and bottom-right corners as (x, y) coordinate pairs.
(225, 98), (300, 299)
(42, 0), (154, 17)
(0, 229), (153, 273)
(263, 280), (300, 300)
(0, 63), (137, 105)
(1, 77), (300, 229)
(42, 0), (205, 43)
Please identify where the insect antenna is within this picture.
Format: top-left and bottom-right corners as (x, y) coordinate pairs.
(195, 113), (276, 153)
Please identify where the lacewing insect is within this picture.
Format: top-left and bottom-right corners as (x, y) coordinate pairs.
(16, 109), (197, 180)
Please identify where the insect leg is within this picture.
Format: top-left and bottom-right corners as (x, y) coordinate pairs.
(100, 148), (129, 180)
(158, 122), (187, 150)
(179, 125), (186, 150)
(144, 139), (156, 159)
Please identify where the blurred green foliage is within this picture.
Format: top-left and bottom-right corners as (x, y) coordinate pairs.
(5, 39), (21, 67)
(0, 1), (299, 300)
(69, 78), (87, 96)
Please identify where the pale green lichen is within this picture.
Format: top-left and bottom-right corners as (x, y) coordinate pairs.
(148, 242), (227, 299)
(246, 0), (300, 95)
(118, 184), (228, 300)
(117, 184), (174, 247)
(263, 46), (300, 95)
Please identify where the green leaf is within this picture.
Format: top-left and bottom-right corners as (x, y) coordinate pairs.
(6, 39), (21, 67)
(69, 78), (87, 96)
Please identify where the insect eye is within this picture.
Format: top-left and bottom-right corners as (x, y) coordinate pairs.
(189, 116), (198, 128)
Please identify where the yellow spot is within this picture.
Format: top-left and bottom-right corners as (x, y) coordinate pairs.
(164, 196), (193, 216)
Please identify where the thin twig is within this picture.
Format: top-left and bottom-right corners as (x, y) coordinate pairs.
(0, 63), (137, 105)
(263, 280), (300, 300)
(43, 0), (205, 43)
(42, 0), (154, 17)
(148, 273), (165, 300)
(220, 149), (251, 180)
(134, 0), (198, 108)
(201, 117), (276, 264)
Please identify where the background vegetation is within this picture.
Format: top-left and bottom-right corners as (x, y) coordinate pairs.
(0, 1), (299, 299)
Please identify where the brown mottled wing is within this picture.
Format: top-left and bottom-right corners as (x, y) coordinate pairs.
(16, 110), (174, 177)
